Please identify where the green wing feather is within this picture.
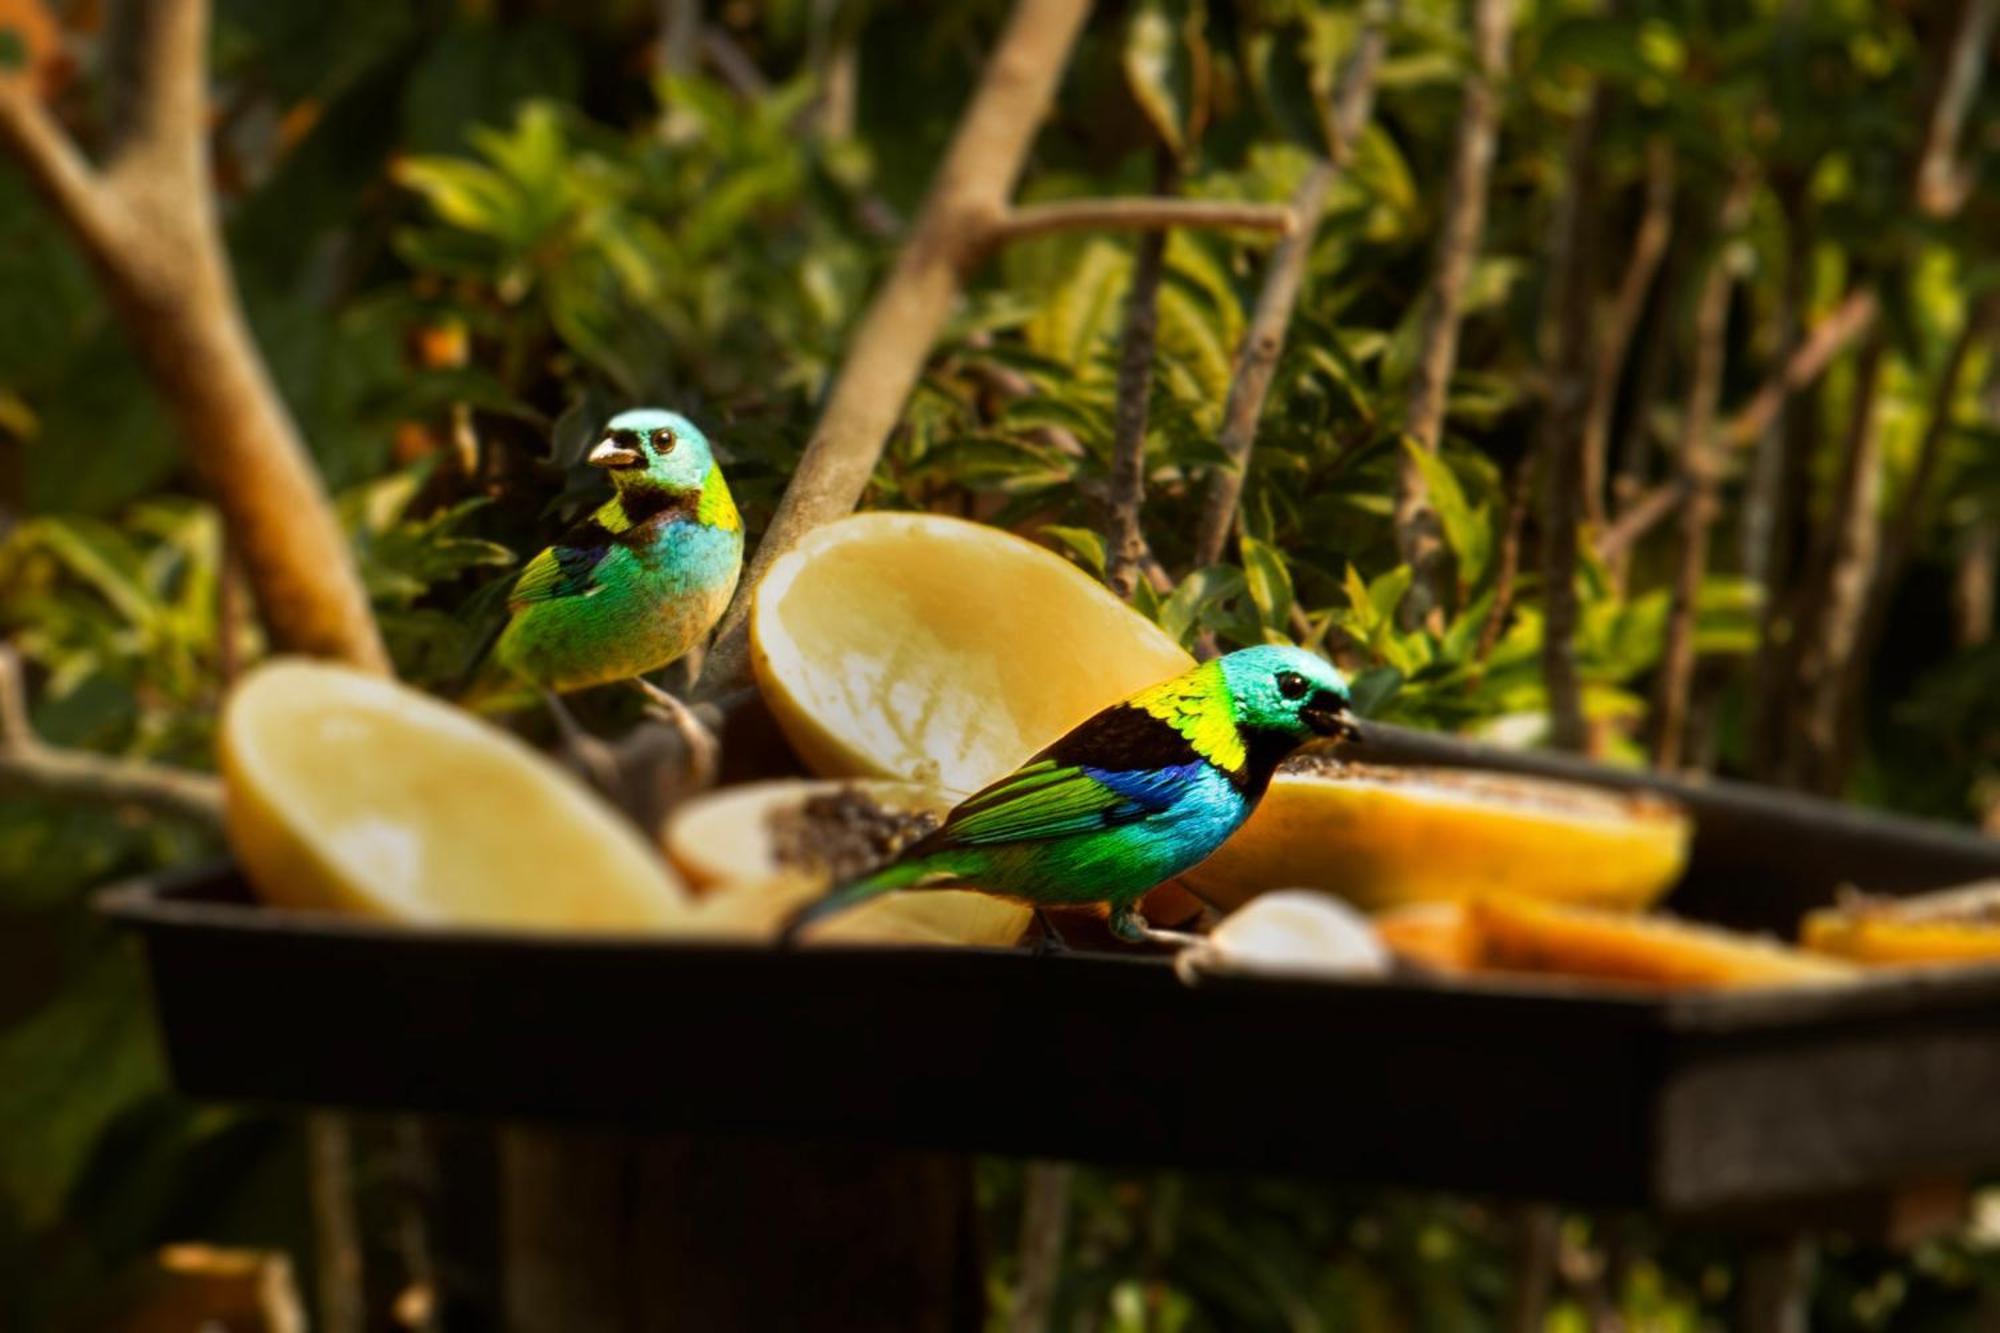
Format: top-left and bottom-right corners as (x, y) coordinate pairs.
(506, 542), (609, 607)
(938, 760), (1150, 846)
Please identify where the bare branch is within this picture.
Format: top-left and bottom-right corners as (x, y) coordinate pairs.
(0, 85), (127, 265)
(1593, 478), (1686, 561)
(1915, 0), (1997, 217)
(1537, 84), (1605, 753)
(1785, 332), (1887, 791)
(1580, 137), (1673, 530)
(696, 0), (1095, 694)
(981, 198), (1294, 250)
(1103, 154), (1175, 601)
(0, 649), (224, 825)
(1188, 17), (1389, 569)
(1721, 287), (1879, 450)
(111, 0), (209, 183)
(700, 26), (772, 100)
(1650, 169), (1755, 772)
(1394, 0), (1513, 632)
(1473, 450), (1536, 666)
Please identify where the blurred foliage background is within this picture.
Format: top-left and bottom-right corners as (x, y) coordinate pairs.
(2, 0), (1998, 1328)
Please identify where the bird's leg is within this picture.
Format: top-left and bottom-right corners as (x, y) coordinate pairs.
(542, 691), (624, 797)
(1031, 909), (1072, 956)
(1108, 902), (1205, 951)
(632, 677), (719, 790)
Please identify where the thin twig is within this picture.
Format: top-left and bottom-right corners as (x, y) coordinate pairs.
(1580, 136), (1673, 530)
(1103, 156), (1174, 601)
(1394, 0), (1512, 631)
(1474, 449), (1536, 666)
(1593, 478), (1686, 561)
(1189, 17), (1388, 569)
(700, 26), (772, 100)
(1914, 0), (1998, 217)
(1650, 169), (1755, 772)
(1537, 81), (1605, 754)
(0, 649), (224, 824)
(1785, 332), (1886, 791)
(982, 198), (1292, 252)
(1720, 287), (1878, 450)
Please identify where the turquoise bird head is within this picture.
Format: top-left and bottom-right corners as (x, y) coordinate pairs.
(587, 408), (715, 497)
(1217, 645), (1357, 742)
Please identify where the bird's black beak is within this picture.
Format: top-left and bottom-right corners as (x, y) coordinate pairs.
(587, 434), (644, 469)
(1301, 690), (1359, 742)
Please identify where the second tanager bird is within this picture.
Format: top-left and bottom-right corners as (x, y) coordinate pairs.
(494, 407), (742, 710)
(782, 645), (1358, 946)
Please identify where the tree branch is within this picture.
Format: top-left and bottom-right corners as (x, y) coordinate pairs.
(1537, 81), (1605, 754)
(1102, 155), (1174, 601)
(1393, 0), (1512, 632)
(982, 197), (1294, 251)
(112, 0), (208, 182)
(1914, 0), (1997, 217)
(1649, 169), (1754, 772)
(0, 85), (127, 266)
(1579, 136), (1673, 530)
(1593, 477), (1686, 561)
(0, 649), (223, 825)
(694, 0), (1097, 695)
(1189, 17), (1388, 569)
(1720, 286), (1878, 450)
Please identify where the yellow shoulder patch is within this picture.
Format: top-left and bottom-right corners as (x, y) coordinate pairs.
(697, 461), (741, 532)
(1129, 660), (1245, 773)
(594, 496), (633, 535)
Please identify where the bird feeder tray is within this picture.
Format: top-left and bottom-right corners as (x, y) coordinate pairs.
(104, 771), (2000, 1219)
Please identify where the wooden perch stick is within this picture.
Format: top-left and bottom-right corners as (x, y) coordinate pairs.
(0, 650), (224, 825)
(1393, 0), (1512, 632)
(1189, 18), (1389, 570)
(0, 0), (386, 671)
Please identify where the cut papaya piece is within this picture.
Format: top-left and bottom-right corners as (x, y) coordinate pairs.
(661, 778), (1031, 947)
(749, 511), (1192, 793)
(1187, 757), (1690, 914)
(1802, 882), (2000, 967)
(1373, 902), (1479, 974)
(1470, 895), (1857, 990)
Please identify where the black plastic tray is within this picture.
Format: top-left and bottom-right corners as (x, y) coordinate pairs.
(104, 858), (2000, 1218)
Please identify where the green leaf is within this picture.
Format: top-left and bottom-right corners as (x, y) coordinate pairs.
(1399, 441), (1491, 584)
(1042, 526), (1108, 578)
(1124, 1), (1205, 156)
(1348, 666), (1404, 718)
(1240, 534), (1295, 632)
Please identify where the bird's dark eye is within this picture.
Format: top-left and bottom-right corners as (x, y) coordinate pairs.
(1276, 670), (1309, 700)
(650, 427), (677, 453)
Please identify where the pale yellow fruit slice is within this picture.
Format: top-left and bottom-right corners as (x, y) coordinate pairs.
(1802, 882), (2000, 967)
(1187, 758), (1690, 914)
(1471, 895), (1856, 990)
(222, 659), (688, 930)
(690, 873), (1032, 948)
(661, 777), (1031, 946)
(750, 511), (1193, 793)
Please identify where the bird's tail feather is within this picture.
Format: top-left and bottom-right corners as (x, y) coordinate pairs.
(778, 856), (960, 944)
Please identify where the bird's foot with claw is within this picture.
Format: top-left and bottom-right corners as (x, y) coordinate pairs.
(633, 678), (719, 791)
(1108, 905), (1204, 952)
(1031, 910), (1072, 957)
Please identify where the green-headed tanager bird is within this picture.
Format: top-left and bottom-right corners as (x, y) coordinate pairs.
(782, 645), (1357, 946)
(495, 407), (742, 698)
